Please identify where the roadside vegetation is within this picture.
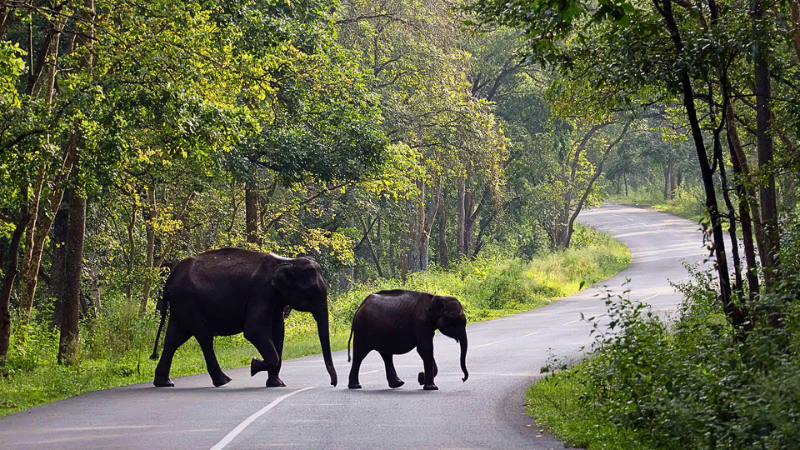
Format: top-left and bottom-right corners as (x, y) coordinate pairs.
(0, 225), (629, 417)
(527, 261), (800, 450)
(464, 0), (800, 447)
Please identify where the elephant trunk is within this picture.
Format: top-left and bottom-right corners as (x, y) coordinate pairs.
(314, 311), (338, 387)
(459, 329), (469, 382)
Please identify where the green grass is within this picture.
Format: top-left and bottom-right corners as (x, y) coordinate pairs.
(0, 225), (630, 418)
(0, 329), (352, 415)
(526, 365), (652, 450)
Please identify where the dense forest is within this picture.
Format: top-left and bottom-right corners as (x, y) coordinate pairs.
(1, 0), (800, 443)
(0, 0), (649, 371)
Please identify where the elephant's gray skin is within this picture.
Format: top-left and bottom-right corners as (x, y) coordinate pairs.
(150, 248), (337, 388)
(347, 289), (468, 391)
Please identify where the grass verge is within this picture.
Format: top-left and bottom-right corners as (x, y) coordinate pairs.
(526, 365), (652, 450)
(0, 224), (630, 418)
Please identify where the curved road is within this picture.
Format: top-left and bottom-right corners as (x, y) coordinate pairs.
(0, 204), (707, 449)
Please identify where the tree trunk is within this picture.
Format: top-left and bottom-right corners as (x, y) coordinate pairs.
(438, 190), (449, 269)
(18, 12), (69, 324)
(140, 185), (156, 316)
(753, 1), (780, 285)
(359, 216), (384, 277)
(125, 198), (136, 302)
(728, 130), (760, 299)
(790, 1), (800, 61)
(84, 261), (101, 314)
(57, 0), (93, 360)
(399, 234), (408, 283)
(726, 100), (767, 266)
(712, 110), (743, 298)
(463, 186), (475, 258)
(389, 239), (396, 279)
(49, 200), (69, 328)
(339, 218), (355, 291)
(419, 183), (441, 272)
(245, 177), (260, 245)
(659, 0), (739, 326)
(58, 185), (85, 366)
(624, 172), (628, 196)
(456, 176), (466, 257)
(18, 134), (77, 326)
(0, 218), (26, 373)
(664, 164), (673, 200)
(406, 200), (420, 274)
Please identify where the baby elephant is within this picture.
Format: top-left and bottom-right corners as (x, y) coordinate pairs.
(347, 289), (468, 390)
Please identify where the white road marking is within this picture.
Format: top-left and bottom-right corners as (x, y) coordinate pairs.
(474, 330), (542, 348)
(361, 370), (379, 374)
(562, 319), (580, 325)
(640, 287), (673, 302)
(210, 386), (315, 450)
(468, 372), (540, 377)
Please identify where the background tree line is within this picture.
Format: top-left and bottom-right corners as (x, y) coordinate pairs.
(0, 0), (681, 374)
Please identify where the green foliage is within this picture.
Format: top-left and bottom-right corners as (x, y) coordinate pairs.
(528, 268), (800, 449)
(526, 364), (651, 450)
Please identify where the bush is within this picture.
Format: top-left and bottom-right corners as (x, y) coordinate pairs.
(532, 268), (800, 450)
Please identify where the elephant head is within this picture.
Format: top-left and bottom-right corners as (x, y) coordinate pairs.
(272, 257), (337, 386)
(429, 295), (469, 382)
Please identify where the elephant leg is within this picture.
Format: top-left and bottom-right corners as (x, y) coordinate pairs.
(348, 338), (370, 389)
(380, 352), (404, 388)
(195, 333), (231, 387)
(418, 360), (438, 386)
(245, 326), (284, 387)
(272, 309), (285, 376)
(154, 320), (191, 387)
(416, 342), (438, 391)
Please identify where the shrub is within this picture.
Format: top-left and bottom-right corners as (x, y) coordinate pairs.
(538, 269), (800, 450)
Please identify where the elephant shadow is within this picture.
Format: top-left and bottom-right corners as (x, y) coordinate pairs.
(336, 386), (467, 396)
(145, 386), (275, 395)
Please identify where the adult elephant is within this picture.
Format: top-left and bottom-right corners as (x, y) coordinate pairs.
(347, 290), (468, 390)
(150, 248), (337, 388)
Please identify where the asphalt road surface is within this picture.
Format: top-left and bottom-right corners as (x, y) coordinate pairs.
(0, 203), (708, 449)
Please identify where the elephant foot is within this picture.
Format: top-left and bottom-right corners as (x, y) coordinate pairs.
(388, 379), (404, 389)
(153, 377), (174, 388)
(266, 376), (286, 387)
(213, 374), (232, 387)
(251, 358), (269, 377)
(423, 383), (439, 391)
(418, 372), (425, 385)
(348, 383), (362, 389)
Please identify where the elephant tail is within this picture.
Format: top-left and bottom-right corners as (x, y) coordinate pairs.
(150, 293), (169, 361)
(347, 323), (354, 363)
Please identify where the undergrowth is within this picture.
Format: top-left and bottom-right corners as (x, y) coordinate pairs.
(527, 267), (800, 449)
(0, 224), (629, 417)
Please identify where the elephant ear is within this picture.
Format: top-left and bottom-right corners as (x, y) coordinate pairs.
(427, 295), (445, 323)
(272, 262), (317, 293)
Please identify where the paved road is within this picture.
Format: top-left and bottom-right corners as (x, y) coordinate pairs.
(0, 204), (708, 449)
